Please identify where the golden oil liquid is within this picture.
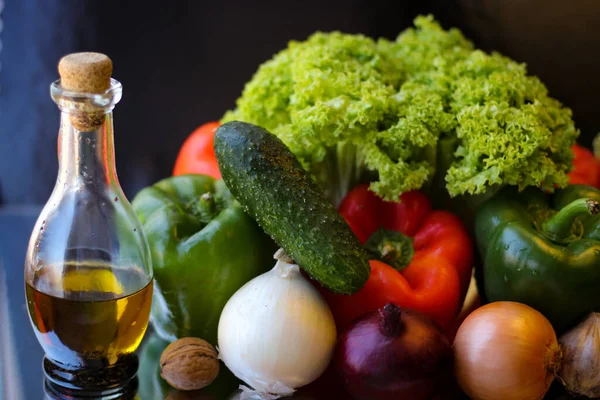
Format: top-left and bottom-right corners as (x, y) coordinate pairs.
(26, 261), (152, 368)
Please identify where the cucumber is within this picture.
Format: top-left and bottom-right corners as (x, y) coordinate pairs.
(214, 121), (370, 294)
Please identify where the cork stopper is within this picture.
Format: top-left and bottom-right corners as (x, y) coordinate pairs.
(57, 52), (114, 131)
(58, 52), (113, 94)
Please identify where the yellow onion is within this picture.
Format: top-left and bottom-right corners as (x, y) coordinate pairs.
(558, 312), (600, 398)
(453, 301), (561, 400)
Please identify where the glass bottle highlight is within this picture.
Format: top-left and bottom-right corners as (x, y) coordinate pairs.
(24, 53), (153, 396)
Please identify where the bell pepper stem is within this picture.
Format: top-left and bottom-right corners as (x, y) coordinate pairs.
(365, 229), (414, 271)
(195, 192), (218, 224)
(541, 198), (600, 243)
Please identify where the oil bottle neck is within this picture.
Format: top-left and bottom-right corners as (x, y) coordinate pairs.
(57, 113), (118, 187)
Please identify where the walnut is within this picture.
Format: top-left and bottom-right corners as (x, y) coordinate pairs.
(160, 337), (220, 391)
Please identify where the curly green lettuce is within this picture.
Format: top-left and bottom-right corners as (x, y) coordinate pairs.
(223, 15), (578, 203)
(223, 31), (423, 204)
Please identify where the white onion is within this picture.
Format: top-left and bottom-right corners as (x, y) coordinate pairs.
(217, 252), (337, 398)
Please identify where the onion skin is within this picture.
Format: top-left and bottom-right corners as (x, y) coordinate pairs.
(558, 312), (600, 398)
(335, 303), (453, 400)
(453, 302), (561, 400)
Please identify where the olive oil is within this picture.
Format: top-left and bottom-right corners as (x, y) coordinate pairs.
(26, 262), (152, 368)
(25, 53), (153, 397)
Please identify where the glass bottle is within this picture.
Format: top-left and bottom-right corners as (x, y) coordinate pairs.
(24, 53), (153, 399)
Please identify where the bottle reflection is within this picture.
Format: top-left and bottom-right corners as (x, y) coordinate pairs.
(44, 374), (139, 400)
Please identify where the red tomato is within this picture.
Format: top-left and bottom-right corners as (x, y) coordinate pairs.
(569, 144), (600, 188)
(173, 122), (221, 179)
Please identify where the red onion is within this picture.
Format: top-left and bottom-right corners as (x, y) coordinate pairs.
(334, 303), (453, 400)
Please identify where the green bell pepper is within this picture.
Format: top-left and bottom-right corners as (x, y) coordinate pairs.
(132, 174), (275, 345)
(476, 184), (600, 333)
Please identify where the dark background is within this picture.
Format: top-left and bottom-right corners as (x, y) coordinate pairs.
(1, 0), (599, 205)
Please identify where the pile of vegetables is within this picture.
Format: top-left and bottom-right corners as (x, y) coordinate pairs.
(324, 184), (473, 334)
(133, 14), (600, 400)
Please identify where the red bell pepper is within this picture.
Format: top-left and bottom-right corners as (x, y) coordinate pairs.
(321, 184), (473, 333)
(173, 121), (221, 179)
(569, 144), (600, 188)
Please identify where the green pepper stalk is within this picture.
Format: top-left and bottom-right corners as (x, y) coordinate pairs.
(541, 198), (600, 244)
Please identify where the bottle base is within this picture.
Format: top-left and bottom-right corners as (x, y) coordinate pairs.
(43, 354), (139, 399)
(44, 377), (138, 400)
